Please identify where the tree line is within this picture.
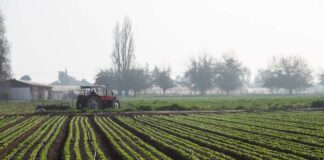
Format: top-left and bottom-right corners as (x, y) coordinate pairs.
(95, 17), (320, 96)
(0, 13), (323, 98)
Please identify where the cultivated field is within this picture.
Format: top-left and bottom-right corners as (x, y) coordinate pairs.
(1, 95), (324, 114)
(0, 111), (324, 160)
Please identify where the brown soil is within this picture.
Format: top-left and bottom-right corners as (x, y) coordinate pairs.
(0, 109), (245, 117)
(84, 125), (96, 158)
(1, 107), (324, 117)
(88, 115), (117, 160)
(78, 117), (88, 160)
(48, 117), (70, 160)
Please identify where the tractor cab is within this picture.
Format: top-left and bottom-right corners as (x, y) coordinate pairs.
(79, 85), (114, 96)
(76, 85), (119, 109)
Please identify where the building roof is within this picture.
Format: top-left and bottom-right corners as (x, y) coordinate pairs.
(9, 79), (52, 89)
(51, 85), (79, 91)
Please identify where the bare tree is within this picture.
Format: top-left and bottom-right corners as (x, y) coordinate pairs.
(258, 55), (312, 94)
(111, 16), (135, 96)
(0, 11), (11, 98)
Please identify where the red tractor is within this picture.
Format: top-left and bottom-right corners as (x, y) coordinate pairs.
(76, 85), (120, 109)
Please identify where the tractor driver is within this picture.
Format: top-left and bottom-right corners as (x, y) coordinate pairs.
(90, 89), (96, 95)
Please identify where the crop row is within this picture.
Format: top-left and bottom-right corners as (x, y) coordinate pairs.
(236, 112), (324, 126)
(196, 113), (324, 134)
(4, 116), (66, 159)
(0, 116), (23, 129)
(114, 116), (234, 160)
(95, 116), (172, 160)
(131, 115), (304, 160)
(187, 114), (324, 146)
(156, 114), (324, 159)
(0, 112), (323, 160)
(64, 116), (106, 160)
(218, 114), (323, 132)
(0, 116), (47, 151)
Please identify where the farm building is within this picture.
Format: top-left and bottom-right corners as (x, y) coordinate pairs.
(9, 79), (52, 101)
(51, 85), (79, 100)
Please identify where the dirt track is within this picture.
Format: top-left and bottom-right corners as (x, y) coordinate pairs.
(1, 108), (324, 117)
(0, 110), (245, 117)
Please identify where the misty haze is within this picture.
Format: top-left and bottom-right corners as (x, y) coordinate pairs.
(0, 0), (324, 160)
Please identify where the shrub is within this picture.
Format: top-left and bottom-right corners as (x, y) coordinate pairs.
(236, 106), (246, 110)
(311, 100), (324, 108)
(123, 108), (136, 112)
(137, 105), (153, 111)
(190, 105), (200, 110)
(156, 103), (187, 111)
(152, 100), (159, 104)
(269, 106), (280, 111)
(36, 104), (71, 110)
(0, 92), (9, 100)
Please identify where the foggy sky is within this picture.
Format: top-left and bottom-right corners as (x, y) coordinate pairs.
(1, 0), (324, 84)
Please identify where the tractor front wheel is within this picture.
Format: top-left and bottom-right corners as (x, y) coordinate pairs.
(76, 100), (84, 109)
(112, 100), (120, 109)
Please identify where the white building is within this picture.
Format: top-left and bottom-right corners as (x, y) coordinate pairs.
(9, 79), (52, 101)
(51, 85), (79, 100)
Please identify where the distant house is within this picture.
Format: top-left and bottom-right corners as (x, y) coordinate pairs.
(9, 79), (52, 101)
(51, 85), (79, 100)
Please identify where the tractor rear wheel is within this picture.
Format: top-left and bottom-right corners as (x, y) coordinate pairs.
(87, 96), (102, 109)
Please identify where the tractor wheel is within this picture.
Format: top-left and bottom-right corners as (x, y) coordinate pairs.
(87, 96), (102, 109)
(112, 100), (120, 109)
(76, 100), (83, 109)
